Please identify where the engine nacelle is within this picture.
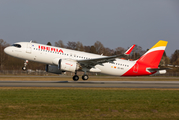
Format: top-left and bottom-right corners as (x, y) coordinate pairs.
(59, 59), (79, 72)
(46, 64), (62, 74)
(52, 59), (80, 72)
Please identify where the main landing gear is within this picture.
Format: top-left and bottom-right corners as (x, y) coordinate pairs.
(72, 70), (89, 81)
(82, 74), (89, 80)
(22, 60), (28, 71)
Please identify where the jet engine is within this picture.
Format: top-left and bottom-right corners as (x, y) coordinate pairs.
(46, 59), (80, 74)
(59, 59), (80, 72)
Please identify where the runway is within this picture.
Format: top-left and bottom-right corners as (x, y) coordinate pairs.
(1, 81), (179, 88)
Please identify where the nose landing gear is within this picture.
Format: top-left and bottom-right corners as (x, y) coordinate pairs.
(22, 60), (28, 71)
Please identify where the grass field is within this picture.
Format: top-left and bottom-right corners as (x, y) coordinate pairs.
(0, 88), (179, 120)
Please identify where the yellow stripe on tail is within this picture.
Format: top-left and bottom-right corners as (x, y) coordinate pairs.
(149, 40), (168, 50)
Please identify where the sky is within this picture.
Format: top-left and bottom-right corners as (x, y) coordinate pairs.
(0, 0), (179, 57)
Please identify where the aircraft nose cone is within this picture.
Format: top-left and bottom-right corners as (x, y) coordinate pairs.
(4, 47), (10, 55)
(4, 47), (7, 54)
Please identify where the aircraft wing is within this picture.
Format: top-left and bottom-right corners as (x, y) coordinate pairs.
(78, 55), (121, 67)
(77, 44), (135, 68)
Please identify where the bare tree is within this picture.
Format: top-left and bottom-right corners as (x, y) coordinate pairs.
(84, 46), (91, 53)
(171, 50), (179, 65)
(115, 47), (125, 55)
(0, 39), (9, 70)
(0, 39), (9, 47)
(66, 41), (77, 50)
(103, 47), (114, 56)
(55, 40), (65, 48)
(94, 41), (104, 55)
(90, 46), (96, 54)
(160, 54), (170, 66)
(76, 41), (84, 51)
(130, 45), (145, 60)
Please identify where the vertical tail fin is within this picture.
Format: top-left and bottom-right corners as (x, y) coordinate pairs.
(137, 40), (168, 68)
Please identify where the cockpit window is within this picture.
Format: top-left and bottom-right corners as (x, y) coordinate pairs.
(12, 44), (21, 48)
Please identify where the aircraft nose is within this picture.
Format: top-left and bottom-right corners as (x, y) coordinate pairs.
(4, 47), (11, 55)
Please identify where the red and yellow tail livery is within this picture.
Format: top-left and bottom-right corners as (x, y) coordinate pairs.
(122, 40), (168, 76)
(138, 40), (168, 67)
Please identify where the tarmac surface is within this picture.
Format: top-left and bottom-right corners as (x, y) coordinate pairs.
(1, 81), (179, 88)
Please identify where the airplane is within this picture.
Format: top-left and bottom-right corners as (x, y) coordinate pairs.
(4, 40), (168, 81)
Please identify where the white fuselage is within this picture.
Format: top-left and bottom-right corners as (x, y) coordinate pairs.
(4, 42), (136, 76)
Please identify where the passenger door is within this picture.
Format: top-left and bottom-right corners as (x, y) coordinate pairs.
(26, 43), (32, 54)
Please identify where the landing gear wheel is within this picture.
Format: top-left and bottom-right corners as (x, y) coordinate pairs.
(82, 74), (89, 80)
(22, 67), (26, 71)
(22, 60), (28, 71)
(73, 75), (79, 81)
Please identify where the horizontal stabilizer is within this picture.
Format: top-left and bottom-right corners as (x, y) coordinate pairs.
(147, 67), (171, 72)
(147, 68), (171, 75)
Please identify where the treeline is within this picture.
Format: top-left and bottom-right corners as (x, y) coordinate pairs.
(0, 39), (179, 72)
(54, 40), (147, 59)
